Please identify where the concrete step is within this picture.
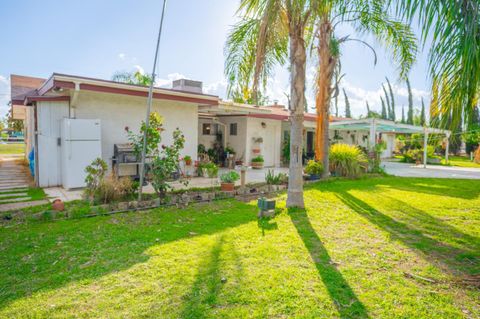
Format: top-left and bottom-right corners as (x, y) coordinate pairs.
(0, 200), (49, 212)
(0, 192), (28, 198)
(0, 197), (31, 204)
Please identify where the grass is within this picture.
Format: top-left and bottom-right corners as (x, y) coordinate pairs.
(0, 188), (46, 205)
(0, 143), (25, 155)
(442, 156), (480, 168)
(0, 176), (478, 318)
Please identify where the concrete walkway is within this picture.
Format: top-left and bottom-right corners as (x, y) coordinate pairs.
(0, 154), (49, 212)
(383, 161), (480, 179)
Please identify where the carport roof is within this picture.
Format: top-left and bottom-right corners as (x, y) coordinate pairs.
(330, 118), (451, 135)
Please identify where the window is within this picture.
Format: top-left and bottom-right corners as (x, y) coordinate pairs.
(230, 123), (238, 136)
(202, 123), (211, 135)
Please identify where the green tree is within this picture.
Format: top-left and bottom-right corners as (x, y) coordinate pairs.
(343, 89), (351, 118)
(398, 0), (479, 129)
(112, 70), (153, 86)
(225, 0), (315, 208)
(420, 98), (426, 126)
(381, 97), (387, 119)
(401, 105), (406, 124)
(386, 77), (396, 121)
(406, 78), (414, 124)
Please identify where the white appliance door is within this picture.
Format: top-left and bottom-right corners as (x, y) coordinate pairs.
(64, 119), (101, 141)
(63, 140), (102, 189)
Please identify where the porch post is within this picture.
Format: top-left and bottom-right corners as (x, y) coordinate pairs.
(423, 128), (428, 168)
(445, 132), (450, 164)
(369, 118), (376, 149)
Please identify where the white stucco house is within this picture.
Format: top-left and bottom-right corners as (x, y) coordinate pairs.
(11, 73), (450, 189)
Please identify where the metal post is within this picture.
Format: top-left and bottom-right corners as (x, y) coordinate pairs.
(423, 129), (428, 168)
(138, 0), (168, 201)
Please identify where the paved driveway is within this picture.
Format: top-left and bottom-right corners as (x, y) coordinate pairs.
(383, 161), (480, 179)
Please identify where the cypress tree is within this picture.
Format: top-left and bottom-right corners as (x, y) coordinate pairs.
(343, 89), (351, 118)
(381, 97), (387, 119)
(420, 98), (426, 126)
(406, 78), (414, 124)
(386, 77), (396, 121)
(382, 85), (391, 119)
(401, 106), (406, 123)
(366, 101), (371, 117)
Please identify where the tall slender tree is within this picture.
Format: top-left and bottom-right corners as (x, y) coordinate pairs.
(343, 89), (351, 118)
(406, 78), (414, 124)
(225, 0), (316, 208)
(381, 97), (387, 119)
(398, 0), (479, 129)
(366, 101), (371, 118)
(401, 105), (406, 123)
(386, 77), (396, 121)
(382, 85), (391, 120)
(313, 3), (416, 175)
(420, 98), (426, 126)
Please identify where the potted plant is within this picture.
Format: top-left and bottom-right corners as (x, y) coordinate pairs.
(220, 171), (240, 191)
(304, 160), (324, 180)
(251, 155), (264, 169)
(184, 155), (192, 166)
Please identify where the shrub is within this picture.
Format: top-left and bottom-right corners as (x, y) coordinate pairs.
(265, 169), (288, 185)
(198, 162), (218, 178)
(126, 112), (163, 157)
(150, 128), (188, 198)
(96, 175), (137, 204)
(329, 144), (368, 178)
(252, 155), (264, 163)
(304, 160), (324, 176)
(220, 171), (240, 183)
(225, 146), (236, 154)
(84, 158), (108, 202)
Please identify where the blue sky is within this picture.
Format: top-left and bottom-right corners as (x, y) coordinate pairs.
(0, 0), (433, 118)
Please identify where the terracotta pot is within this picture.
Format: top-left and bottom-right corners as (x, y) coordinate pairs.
(252, 148), (261, 154)
(185, 159), (192, 166)
(221, 182), (235, 192)
(251, 162), (264, 169)
(52, 199), (65, 212)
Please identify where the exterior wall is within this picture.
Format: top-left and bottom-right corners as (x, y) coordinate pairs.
(218, 116), (248, 162)
(36, 101), (69, 187)
(198, 118), (219, 149)
(73, 91), (199, 173)
(245, 117), (281, 167)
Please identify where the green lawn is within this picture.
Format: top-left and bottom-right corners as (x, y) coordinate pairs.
(0, 177), (479, 318)
(0, 143), (25, 155)
(442, 156), (480, 168)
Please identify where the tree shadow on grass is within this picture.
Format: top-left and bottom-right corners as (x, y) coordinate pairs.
(335, 191), (479, 276)
(180, 235), (225, 319)
(179, 235), (245, 319)
(0, 200), (256, 309)
(289, 208), (370, 319)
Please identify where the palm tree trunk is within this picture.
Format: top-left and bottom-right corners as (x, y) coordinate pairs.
(286, 31), (307, 209)
(315, 20), (336, 178)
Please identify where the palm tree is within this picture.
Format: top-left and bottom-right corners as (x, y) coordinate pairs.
(313, 2), (416, 176)
(225, 0), (315, 208)
(398, 0), (480, 128)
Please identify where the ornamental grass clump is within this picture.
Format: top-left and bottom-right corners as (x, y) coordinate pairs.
(329, 143), (367, 178)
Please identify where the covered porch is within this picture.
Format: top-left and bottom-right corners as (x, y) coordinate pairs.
(330, 118), (452, 167)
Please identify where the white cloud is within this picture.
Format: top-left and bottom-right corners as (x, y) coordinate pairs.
(133, 65), (145, 75)
(203, 80), (227, 97)
(118, 53), (126, 60)
(0, 75), (10, 118)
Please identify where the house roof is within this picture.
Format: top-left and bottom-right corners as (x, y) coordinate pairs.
(330, 118), (451, 135)
(247, 104), (349, 122)
(12, 73), (220, 106)
(10, 74), (46, 103)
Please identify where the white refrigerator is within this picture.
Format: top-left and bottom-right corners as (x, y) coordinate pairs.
(61, 119), (102, 189)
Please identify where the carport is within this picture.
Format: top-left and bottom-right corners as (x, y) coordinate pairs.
(330, 118), (452, 167)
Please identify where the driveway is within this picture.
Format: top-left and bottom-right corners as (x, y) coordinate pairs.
(383, 161), (480, 179)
